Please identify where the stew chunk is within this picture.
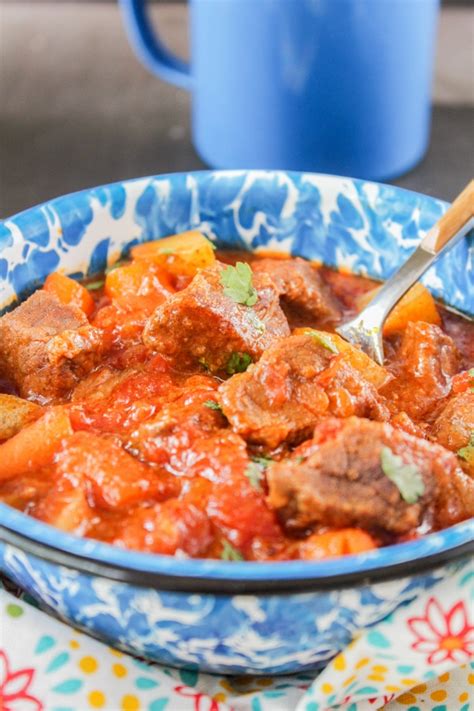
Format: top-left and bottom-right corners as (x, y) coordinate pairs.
(267, 417), (474, 535)
(220, 334), (388, 448)
(252, 257), (341, 323)
(143, 264), (290, 372)
(0, 291), (102, 402)
(431, 390), (474, 476)
(383, 322), (459, 420)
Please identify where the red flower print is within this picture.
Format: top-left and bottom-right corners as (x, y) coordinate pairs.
(0, 650), (43, 711)
(408, 597), (474, 665)
(174, 684), (234, 711)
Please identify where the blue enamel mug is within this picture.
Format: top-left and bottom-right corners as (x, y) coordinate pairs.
(119, 0), (440, 180)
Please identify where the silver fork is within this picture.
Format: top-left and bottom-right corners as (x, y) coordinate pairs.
(336, 180), (474, 365)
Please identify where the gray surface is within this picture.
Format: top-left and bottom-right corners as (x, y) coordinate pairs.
(1, 2), (473, 218)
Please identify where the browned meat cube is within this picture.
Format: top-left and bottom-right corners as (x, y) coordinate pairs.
(143, 264), (290, 372)
(431, 390), (474, 476)
(0, 291), (103, 402)
(219, 335), (388, 448)
(266, 417), (474, 536)
(220, 334), (333, 448)
(383, 322), (460, 420)
(252, 257), (341, 324)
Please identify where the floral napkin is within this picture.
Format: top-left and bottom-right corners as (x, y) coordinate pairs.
(1, 561), (472, 711)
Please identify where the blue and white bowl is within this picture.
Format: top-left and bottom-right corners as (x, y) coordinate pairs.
(0, 171), (472, 675)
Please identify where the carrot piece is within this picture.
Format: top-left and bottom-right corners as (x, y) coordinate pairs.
(104, 260), (174, 312)
(0, 407), (73, 481)
(299, 529), (377, 560)
(293, 328), (391, 389)
(44, 272), (95, 317)
(0, 394), (42, 441)
(131, 230), (216, 277)
(357, 282), (441, 336)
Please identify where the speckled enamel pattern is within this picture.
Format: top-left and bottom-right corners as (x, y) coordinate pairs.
(0, 171), (472, 675)
(0, 171), (472, 313)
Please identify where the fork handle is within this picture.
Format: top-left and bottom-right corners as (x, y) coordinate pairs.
(357, 181), (474, 323)
(421, 180), (474, 254)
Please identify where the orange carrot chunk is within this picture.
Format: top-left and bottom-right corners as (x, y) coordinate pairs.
(44, 272), (95, 317)
(357, 282), (441, 336)
(0, 407), (73, 481)
(298, 528), (377, 560)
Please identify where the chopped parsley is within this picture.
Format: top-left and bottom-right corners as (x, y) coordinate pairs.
(221, 540), (244, 561)
(220, 262), (258, 307)
(458, 432), (474, 464)
(244, 462), (264, 491)
(308, 331), (339, 354)
(226, 352), (252, 375)
(204, 400), (222, 411)
(248, 311), (266, 335)
(86, 279), (105, 291)
(469, 368), (474, 392)
(105, 259), (127, 274)
(380, 446), (425, 504)
(198, 357), (210, 372)
(252, 455), (273, 468)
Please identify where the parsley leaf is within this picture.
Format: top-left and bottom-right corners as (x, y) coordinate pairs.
(308, 331), (339, 354)
(252, 455), (273, 468)
(220, 262), (258, 307)
(458, 432), (474, 464)
(226, 352), (252, 375)
(198, 357), (210, 372)
(380, 446), (425, 504)
(204, 400), (222, 411)
(86, 279), (105, 291)
(221, 540), (244, 561)
(244, 462), (264, 491)
(105, 259), (127, 274)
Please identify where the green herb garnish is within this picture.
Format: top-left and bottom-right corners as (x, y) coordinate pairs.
(248, 311), (266, 335)
(220, 262), (258, 307)
(198, 357), (210, 372)
(308, 331), (339, 354)
(86, 279), (105, 291)
(252, 455), (273, 468)
(244, 462), (264, 491)
(226, 352), (252, 375)
(469, 368), (474, 392)
(105, 259), (127, 274)
(204, 400), (222, 411)
(221, 540), (244, 561)
(458, 432), (474, 464)
(380, 446), (425, 504)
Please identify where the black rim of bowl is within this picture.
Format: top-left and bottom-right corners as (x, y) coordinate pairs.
(1, 524), (472, 594)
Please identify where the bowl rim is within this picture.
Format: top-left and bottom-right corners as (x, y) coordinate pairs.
(1, 170), (473, 594)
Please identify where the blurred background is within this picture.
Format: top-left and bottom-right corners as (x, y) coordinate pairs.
(0, 0), (473, 217)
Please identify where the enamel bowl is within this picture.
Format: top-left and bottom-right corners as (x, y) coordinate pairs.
(0, 171), (472, 675)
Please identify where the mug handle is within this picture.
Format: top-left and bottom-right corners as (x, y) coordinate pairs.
(119, 0), (192, 91)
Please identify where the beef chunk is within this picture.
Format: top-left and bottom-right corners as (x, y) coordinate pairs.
(431, 391), (474, 477)
(383, 322), (459, 420)
(0, 291), (103, 402)
(143, 264), (290, 372)
(252, 257), (341, 323)
(267, 417), (474, 535)
(220, 335), (388, 448)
